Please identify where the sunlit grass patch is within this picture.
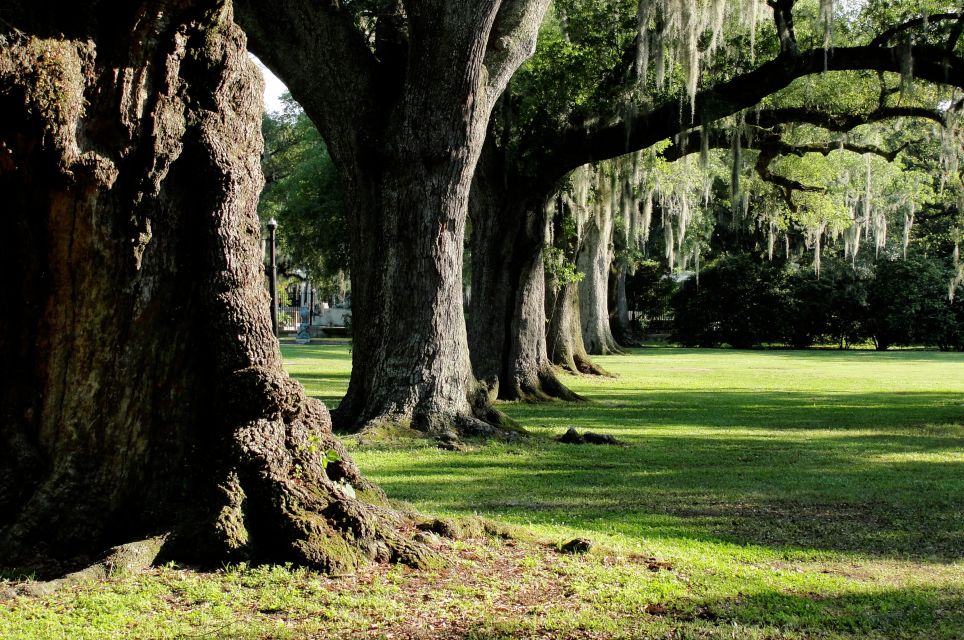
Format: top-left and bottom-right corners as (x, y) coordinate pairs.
(2, 346), (962, 639)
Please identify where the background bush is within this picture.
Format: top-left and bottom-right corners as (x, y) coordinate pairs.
(665, 253), (962, 350)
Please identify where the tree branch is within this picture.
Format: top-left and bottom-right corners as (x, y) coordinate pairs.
(768, 138), (909, 163)
(754, 146), (822, 210)
(655, 106), (930, 209)
(483, 0), (551, 101)
(539, 43), (964, 182)
(752, 106), (946, 131)
(869, 13), (963, 47)
(661, 106), (942, 162)
(233, 0), (381, 137)
(753, 135), (910, 209)
(947, 15), (964, 52)
(766, 0), (798, 56)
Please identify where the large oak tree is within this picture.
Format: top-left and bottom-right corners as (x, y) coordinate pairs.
(234, 0), (551, 438)
(468, 0), (964, 401)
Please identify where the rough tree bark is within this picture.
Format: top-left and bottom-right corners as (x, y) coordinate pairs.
(576, 184), (623, 356)
(467, 142), (582, 402)
(0, 0), (431, 572)
(544, 201), (610, 377)
(234, 0), (551, 439)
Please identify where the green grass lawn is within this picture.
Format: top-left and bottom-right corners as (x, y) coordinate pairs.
(3, 347), (962, 639)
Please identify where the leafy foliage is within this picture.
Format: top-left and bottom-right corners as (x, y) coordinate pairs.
(866, 255), (961, 350)
(670, 252), (963, 350)
(259, 95), (349, 297)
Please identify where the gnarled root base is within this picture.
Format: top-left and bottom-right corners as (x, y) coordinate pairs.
(349, 408), (528, 450)
(338, 381), (530, 448)
(575, 355), (612, 376)
(173, 371), (441, 574)
(1, 372), (440, 578)
(553, 353), (612, 378)
(503, 367), (586, 403)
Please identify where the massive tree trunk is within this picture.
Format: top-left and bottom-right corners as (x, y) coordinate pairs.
(235, 0), (550, 439)
(576, 173), (623, 356)
(467, 144), (581, 402)
(544, 197), (609, 377)
(332, 144), (509, 436)
(0, 1), (430, 573)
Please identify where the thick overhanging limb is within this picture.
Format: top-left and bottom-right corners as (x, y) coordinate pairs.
(752, 106), (946, 131)
(633, 104), (944, 171)
(483, 0), (552, 100)
(869, 12), (964, 48)
(775, 139), (908, 163)
(539, 43), (964, 183)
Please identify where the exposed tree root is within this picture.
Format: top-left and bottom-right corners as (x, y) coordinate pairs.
(340, 379), (530, 448)
(3, 537), (167, 597)
(0, 516), (527, 601)
(350, 407), (529, 450)
(572, 354), (613, 377)
(184, 372), (442, 574)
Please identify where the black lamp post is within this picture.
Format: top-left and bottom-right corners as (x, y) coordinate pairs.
(267, 218), (279, 337)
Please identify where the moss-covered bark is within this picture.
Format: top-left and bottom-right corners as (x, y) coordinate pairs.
(0, 0), (431, 574)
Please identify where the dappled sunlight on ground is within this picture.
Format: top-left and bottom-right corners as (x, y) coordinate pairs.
(4, 346), (959, 638)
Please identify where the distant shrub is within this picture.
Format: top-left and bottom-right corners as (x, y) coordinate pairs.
(671, 255), (784, 348)
(668, 252), (961, 350)
(866, 256), (959, 350)
(778, 267), (834, 349)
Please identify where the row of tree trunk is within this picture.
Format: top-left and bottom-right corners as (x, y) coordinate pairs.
(466, 143), (624, 404)
(1, 0), (628, 574)
(7, 0), (955, 575)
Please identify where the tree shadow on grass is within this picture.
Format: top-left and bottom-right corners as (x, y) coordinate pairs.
(288, 372), (352, 383)
(283, 346), (963, 562)
(455, 584), (964, 639)
(507, 389), (964, 433)
(692, 584), (964, 639)
(368, 414), (963, 561)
